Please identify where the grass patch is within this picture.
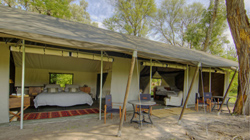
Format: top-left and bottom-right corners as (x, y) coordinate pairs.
(228, 92), (237, 103)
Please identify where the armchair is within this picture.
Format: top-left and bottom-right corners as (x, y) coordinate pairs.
(164, 91), (183, 106)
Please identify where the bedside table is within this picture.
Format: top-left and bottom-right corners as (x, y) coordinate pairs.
(9, 97), (30, 122)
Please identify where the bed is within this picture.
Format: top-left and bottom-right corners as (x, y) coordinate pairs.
(154, 86), (181, 98)
(33, 84), (93, 108)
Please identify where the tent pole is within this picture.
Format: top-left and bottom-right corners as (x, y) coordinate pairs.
(178, 62), (201, 124)
(209, 67), (211, 92)
(20, 40), (25, 129)
(99, 51), (103, 120)
(117, 51), (137, 137)
(184, 64), (189, 107)
(217, 70), (237, 115)
(149, 59), (152, 94)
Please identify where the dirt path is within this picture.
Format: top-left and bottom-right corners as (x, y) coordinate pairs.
(0, 110), (249, 140)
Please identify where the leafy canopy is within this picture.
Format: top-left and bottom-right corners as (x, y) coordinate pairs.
(151, 0), (206, 47)
(184, 0), (229, 55)
(0, 0), (97, 26)
(103, 0), (157, 37)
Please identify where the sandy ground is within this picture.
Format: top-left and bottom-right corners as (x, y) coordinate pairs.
(0, 108), (249, 140)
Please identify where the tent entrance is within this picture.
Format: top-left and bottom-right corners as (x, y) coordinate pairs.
(10, 50), (113, 116)
(140, 66), (185, 106)
(199, 72), (225, 97)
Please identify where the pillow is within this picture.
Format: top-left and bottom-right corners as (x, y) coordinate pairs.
(69, 87), (78, 92)
(157, 86), (166, 91)
(164, 87), (171, 91)
(65, 85), (80, 92)
(44, 84), (62, 92)
(48, 88), (58, 93)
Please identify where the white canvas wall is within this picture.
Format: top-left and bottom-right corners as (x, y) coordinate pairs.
(15, 67), (97, 95)
(110, 57), (140, 110)
(0, 43), (10, 123)
(184, 66), (199, 105)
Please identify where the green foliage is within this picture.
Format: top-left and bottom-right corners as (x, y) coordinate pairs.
(50, 73), (73, 87)
(151, 0), (186, 46)
(103, 0), (157, 37)
(151, 78), (161, 95)
(69, 0), (98, 26)
(184, 0), (229, 55)
(29, 0), (72, 19)
(151, 0), (212, 48)
(0, 0), (97, 26)
(222, 45), (238, 103)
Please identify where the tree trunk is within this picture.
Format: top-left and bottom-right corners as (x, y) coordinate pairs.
(202, 0), (219, 52)
(226, 0), (250, 115)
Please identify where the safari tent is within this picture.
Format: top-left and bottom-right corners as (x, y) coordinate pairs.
(0, 5), (238, 125)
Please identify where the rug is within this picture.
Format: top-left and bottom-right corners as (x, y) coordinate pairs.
(24, 108), (100, 120)
(151, 107), (195, 118)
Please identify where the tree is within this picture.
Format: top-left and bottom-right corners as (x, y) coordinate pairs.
(151, 0), (186, 46)
(103, 0), (157, 37)
(226, 0), (250, 115)
(180, 2), (205, 47)
(184, 0), (229, 55)
(0, 0), (73, 19)
(203, 0), (219, 52)
(1, 0), (97, 26)
(69, 0), (98, 26)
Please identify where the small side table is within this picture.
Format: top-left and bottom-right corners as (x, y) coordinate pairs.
(128, 100), (156, 127)
(9, 97), (30, 122)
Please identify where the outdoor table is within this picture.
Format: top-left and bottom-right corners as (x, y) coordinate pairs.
(128, 100), (156, 127)
(212, 96), (231, 113)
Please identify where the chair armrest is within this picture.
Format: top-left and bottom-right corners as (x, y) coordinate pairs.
(169, 96), (182, 102)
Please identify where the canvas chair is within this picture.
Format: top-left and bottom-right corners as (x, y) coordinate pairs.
(195, 92), (205, 111)
(104, 95), (126, 124)
(203, 92), (215, 112)
(135, 94), (152, 118)
(195, 92), (214, 112)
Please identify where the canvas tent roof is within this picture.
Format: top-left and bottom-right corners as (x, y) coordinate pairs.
(0, 6), (238, 68)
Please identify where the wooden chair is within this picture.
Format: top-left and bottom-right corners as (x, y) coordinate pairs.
(195, 92), (214, 112)
(203, 92), (215, 112)
(104, 95), (126, 124)
(195, 92), (204, 111)
(135, 94), (152, 117)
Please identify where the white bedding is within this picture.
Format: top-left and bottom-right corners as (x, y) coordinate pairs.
(156, 90), (179, 97)
(34, 92), (93, 108)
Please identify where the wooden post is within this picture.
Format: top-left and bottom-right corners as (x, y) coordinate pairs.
(149, 59), (152, 94)
(184, 64), (189, 107)
(209, 67), (211, 92)
(178, 62), (201, 124)
(99, 51), (103, 120)
(117, 51), (137, 137)
(217, 70), (237, 115)
(20, 40), (25, 129)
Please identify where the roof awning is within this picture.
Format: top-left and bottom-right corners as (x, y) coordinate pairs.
(0, 6), (238, 68)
